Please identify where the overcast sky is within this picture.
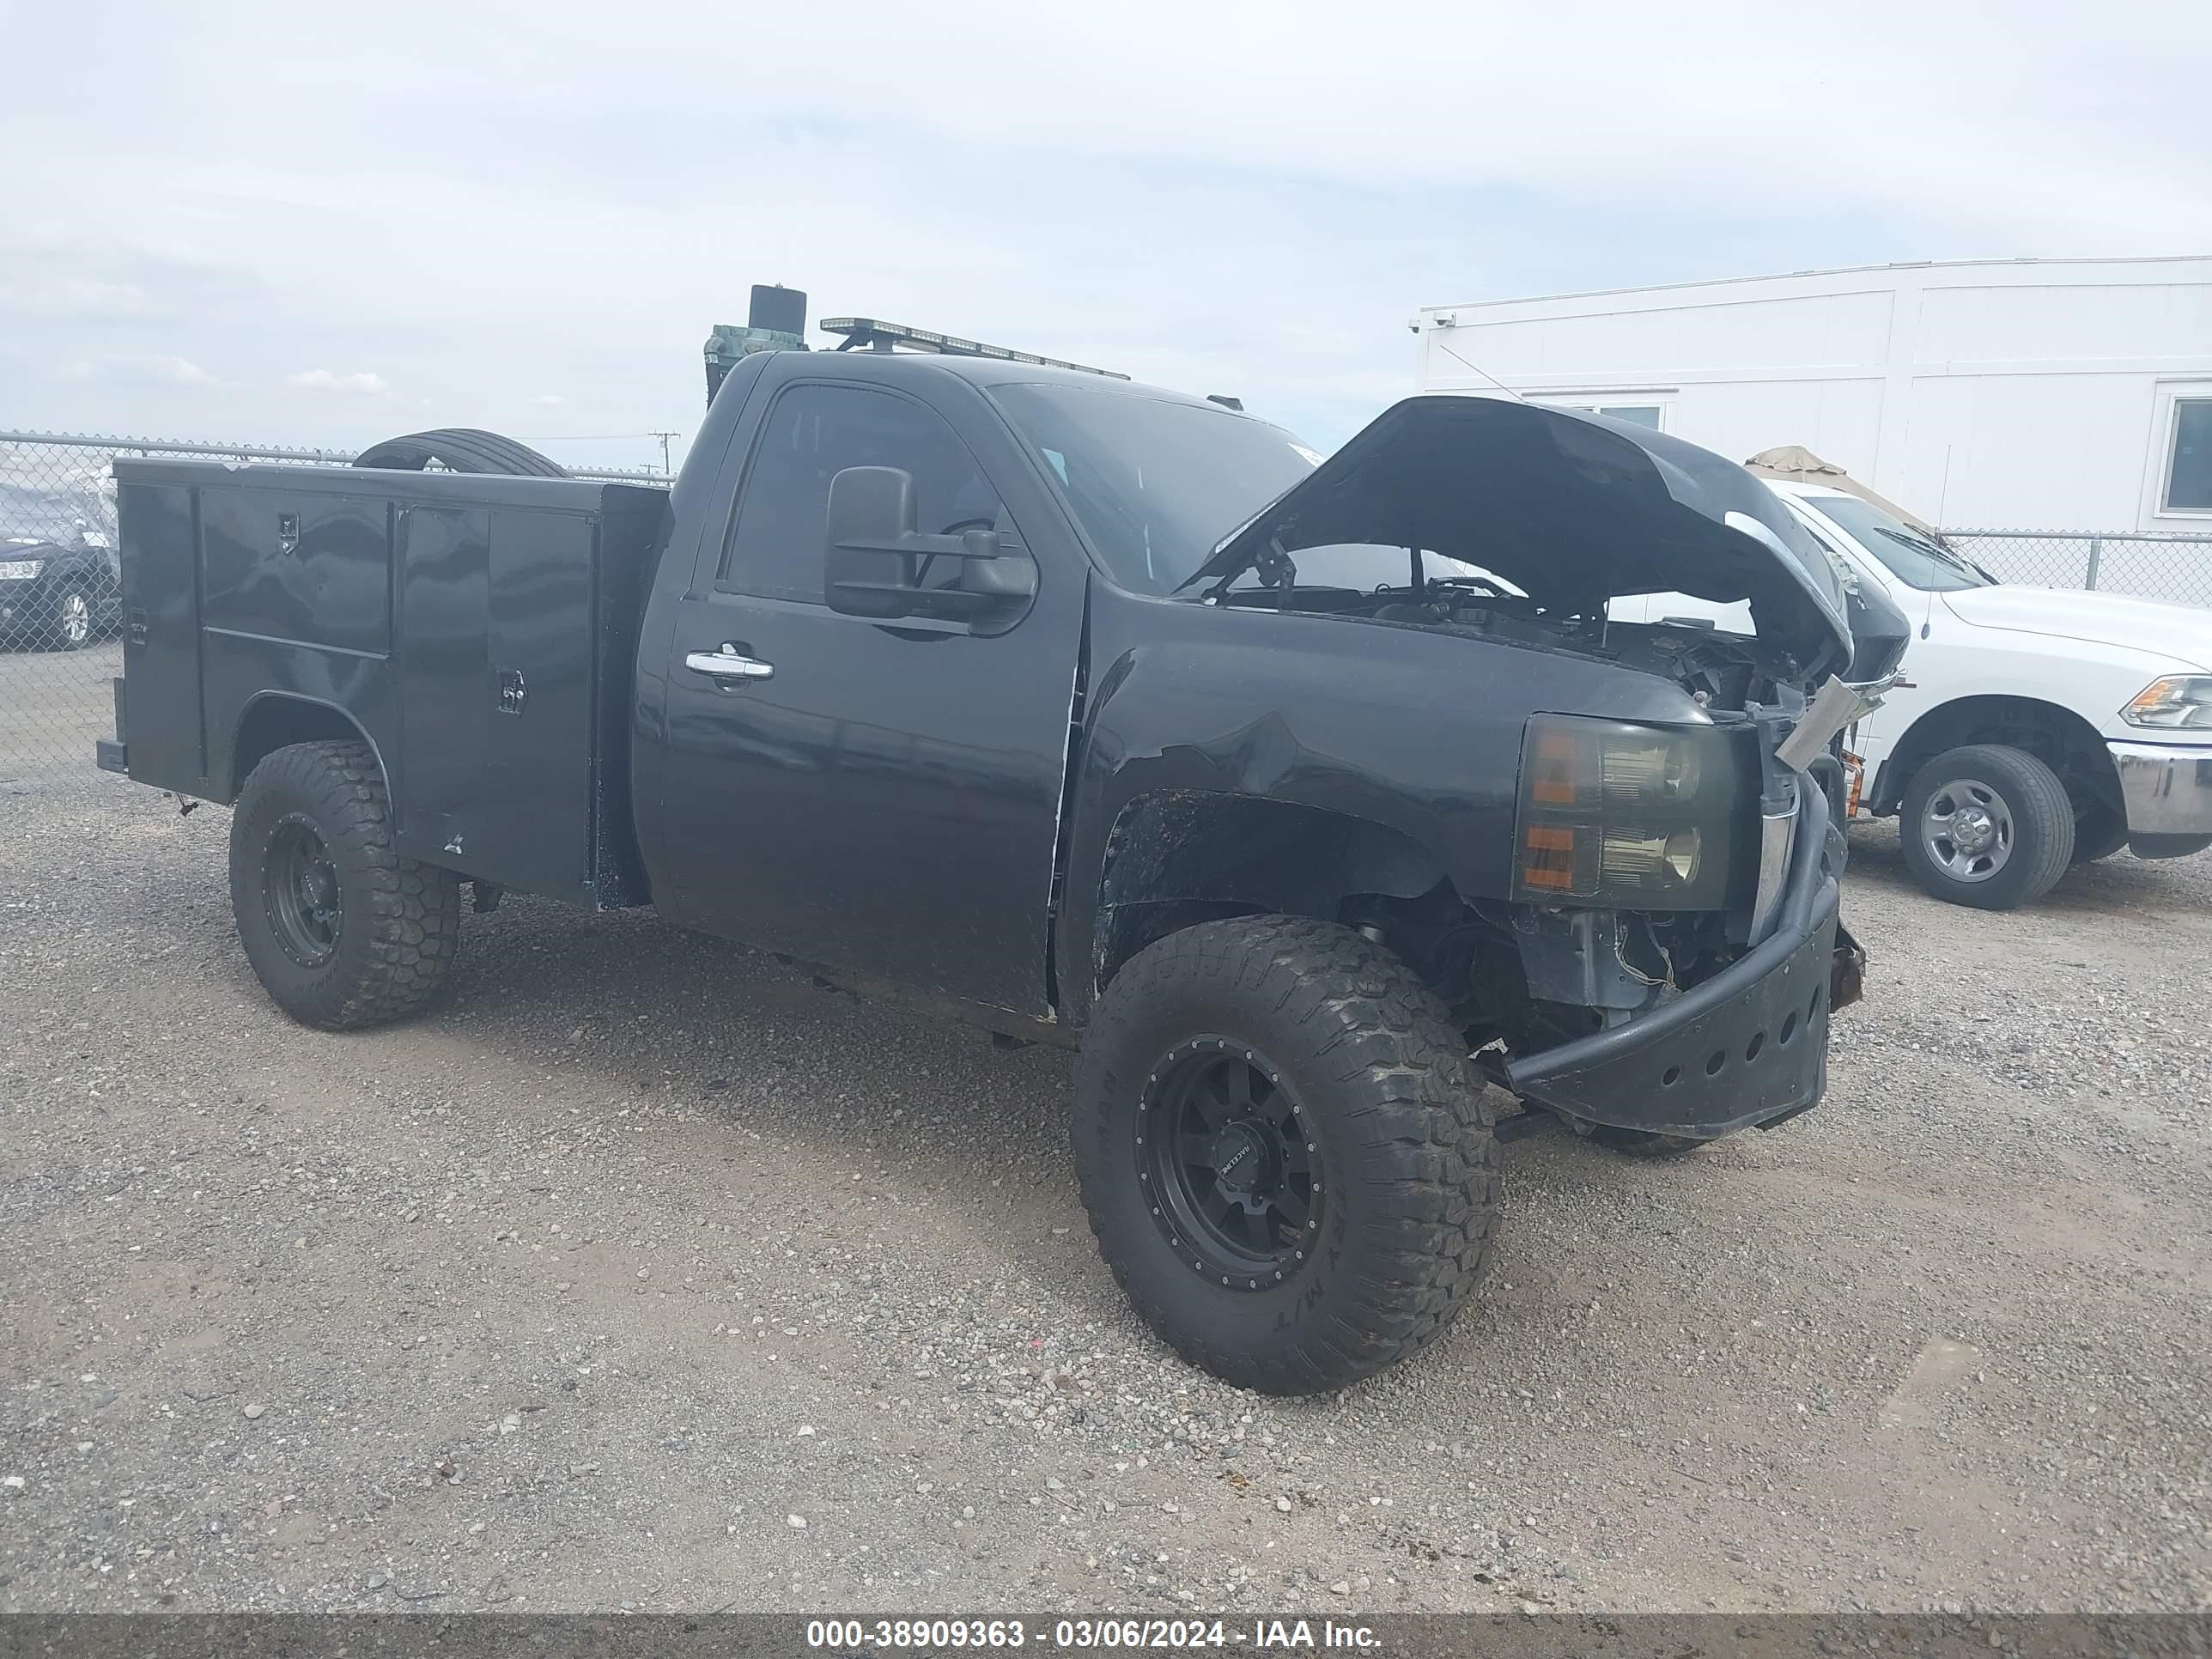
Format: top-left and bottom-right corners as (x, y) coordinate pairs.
(4, 0), (2209, 469)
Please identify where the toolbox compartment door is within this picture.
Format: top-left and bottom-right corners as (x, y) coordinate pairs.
(201, 491), (391, 656)
(393, 502), (492, 867)
(477, 507), (597, 899)
(394, 502), (597, 901)
(114, 480), (205, 794)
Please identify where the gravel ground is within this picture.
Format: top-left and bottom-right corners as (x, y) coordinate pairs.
(2, 731), (2208, 1616)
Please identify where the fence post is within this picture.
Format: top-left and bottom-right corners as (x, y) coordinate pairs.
(2084, 538), (2102, 590)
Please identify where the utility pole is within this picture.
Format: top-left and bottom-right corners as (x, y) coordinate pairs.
(649, 431), (680, 477)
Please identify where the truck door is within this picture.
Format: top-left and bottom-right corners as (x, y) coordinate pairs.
(652, 370), (1082, 1018)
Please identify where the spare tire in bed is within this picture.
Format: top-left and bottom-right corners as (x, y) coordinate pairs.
(351, 428), (568, 477)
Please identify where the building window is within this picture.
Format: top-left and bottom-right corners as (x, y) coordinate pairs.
(1592, 404), (1665, 429)
(1528, 394), (1672, 432)
(2164, 397), (2212, 513)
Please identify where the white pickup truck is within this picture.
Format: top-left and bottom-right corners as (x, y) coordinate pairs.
(1617, 467), (2212, 910)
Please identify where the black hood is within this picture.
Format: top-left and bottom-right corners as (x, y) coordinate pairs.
(1190, 397), (1857, 679)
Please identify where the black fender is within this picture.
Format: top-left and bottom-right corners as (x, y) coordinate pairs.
(1054, 580), (1717, 1028)
(225, 691), (390, 805)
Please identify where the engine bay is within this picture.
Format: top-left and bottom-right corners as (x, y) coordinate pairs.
(1221, 575), (1803, 710)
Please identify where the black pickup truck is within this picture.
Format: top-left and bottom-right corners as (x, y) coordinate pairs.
(100, 339), (1900, 1393)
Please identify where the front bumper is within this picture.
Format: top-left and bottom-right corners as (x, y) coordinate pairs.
(2109, 740), (2212, 841)
(1501, 781), (1847, 1140)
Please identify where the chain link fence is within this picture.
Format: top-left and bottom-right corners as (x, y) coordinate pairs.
(7, 429), (2212, 781)
(0, 430), (669, 781)
(1939, 528), (2212, 606)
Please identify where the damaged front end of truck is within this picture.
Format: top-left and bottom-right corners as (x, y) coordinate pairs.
(1174, 397), (1907, 1142)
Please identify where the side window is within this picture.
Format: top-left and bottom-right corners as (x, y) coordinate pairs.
(719, 382), (1004, 602)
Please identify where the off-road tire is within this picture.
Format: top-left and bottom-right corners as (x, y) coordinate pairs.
(1900, 743), (2075, 911)
(1586, 1125), (1705, 1158)
(1073, 915), (1501, 1395)
(228, 740), (462, 1030)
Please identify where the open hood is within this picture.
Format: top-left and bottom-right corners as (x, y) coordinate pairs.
(1193, 397), (1856, 680)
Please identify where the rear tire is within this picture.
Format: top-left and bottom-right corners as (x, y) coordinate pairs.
(228, 740), (462, 1030)
(1899, 744), (2074, 910)
(1073, 915), (1501, 1395)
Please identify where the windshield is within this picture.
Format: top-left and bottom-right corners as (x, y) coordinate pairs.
(989, 381), (1320, 592)
(1803, 494), (1991, 592)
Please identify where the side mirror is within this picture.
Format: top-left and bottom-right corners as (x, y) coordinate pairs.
(825, 465), (924, 619)
(824, 465), (1036, 626)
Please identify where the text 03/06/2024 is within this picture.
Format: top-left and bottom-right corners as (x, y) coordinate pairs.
(803, 1618), (1382, 1650)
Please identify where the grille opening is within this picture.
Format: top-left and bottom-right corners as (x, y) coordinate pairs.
(1705, 1049), (1726, 1077)
(1661, 1065), (1681, 1087)
(1745, 1031), (1765, 1063)
(1780, 1011), (1798, 1045)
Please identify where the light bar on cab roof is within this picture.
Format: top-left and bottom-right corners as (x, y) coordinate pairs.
(820, 317), (1128, 380)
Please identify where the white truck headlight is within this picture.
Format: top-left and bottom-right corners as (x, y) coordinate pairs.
(2121, 676), (2212, 731)
(0, 558), (47, 581)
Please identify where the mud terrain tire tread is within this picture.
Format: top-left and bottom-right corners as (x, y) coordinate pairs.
(1074, 915), (1502, 1395)
(228, 740), (462, 1030)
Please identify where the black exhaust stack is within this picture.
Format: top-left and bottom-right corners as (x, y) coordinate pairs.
(705, 284), (809, 404)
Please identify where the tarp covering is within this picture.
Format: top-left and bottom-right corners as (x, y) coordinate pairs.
(1742, 446), (1948, 543)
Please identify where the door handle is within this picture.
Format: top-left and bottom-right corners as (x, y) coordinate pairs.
(684, 644), (775, 683)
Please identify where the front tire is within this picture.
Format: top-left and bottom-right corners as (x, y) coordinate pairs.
(1899, 744), (2074, 910)
(228, 740), (462, 1030)
(1074, 915), (1501, 1395)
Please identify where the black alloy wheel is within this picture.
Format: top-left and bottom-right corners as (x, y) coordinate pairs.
(1140, 1038), (1322, 1291)
(263, 814), (343, 966)
(1073, 915), (1502, 1395)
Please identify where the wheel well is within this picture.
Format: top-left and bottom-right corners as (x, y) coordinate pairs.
(1092, 792), (1450, 992)
(229, 696), (383, 801)
(1875, 696), (2118, 820)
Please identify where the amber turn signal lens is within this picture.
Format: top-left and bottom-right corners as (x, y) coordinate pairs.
(1511, 714), (1742, 910)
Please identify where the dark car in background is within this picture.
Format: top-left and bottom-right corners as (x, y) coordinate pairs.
(0, 536), (123, 651)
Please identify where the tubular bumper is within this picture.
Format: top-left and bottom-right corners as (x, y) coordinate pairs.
(1501, 782), (1845, 1140)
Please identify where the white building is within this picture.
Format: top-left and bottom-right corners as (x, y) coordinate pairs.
(1412, 257), (2212, 536)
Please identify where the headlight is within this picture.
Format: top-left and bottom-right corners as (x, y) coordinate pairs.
(2121, 676), (2212, 731)
(1513, 715), (1747, 909)
(0, 558), (46, 581)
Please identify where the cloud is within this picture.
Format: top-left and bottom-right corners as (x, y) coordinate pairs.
(287, 369), (388, 394)
(0, 236), (265, 328)
(2, 275), (151, 321)
(532, 393), (567, 406)
(60, 353), (220, 386)
(3, 1), (2208, 456)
